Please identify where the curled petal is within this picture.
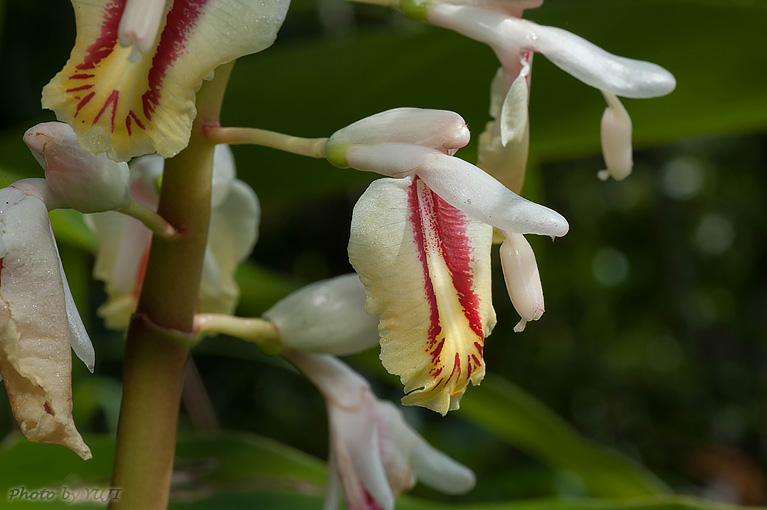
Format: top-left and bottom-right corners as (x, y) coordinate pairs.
(499, 232), (544, 332)
(326, 108), (470, 167)
(264, 274), (380, 356)
(349, 176), (496, 414)
(598, 91), (633, 181)
(0, 188), (91, 459)
(42, 0), (290, 161)
(200, 179), (259, 315)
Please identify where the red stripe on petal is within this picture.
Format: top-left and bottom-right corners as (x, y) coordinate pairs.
(430, 190), (484, 337)
(142, 0), (210, 120)
(92, 90), (120, 131)
(407, 178), (442, 344)
(75, 91), (96, 118)
(76, 0), (124, 71)
(66, 84), (94, 93)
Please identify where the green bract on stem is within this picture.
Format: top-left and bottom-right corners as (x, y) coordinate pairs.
(117, 199), (177, 239)
(204, 126), (328, 159)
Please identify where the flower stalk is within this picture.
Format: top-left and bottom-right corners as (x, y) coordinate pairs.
(204, 126), (328, 158)
(108, 62), (234, 510)
(116, 199), (178, 239)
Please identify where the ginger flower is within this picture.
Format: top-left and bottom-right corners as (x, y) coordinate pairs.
(42, 0), (290, 161)
(88, 145), (259, 329)
(286, 351), (475, 510)
(327, 108), (568, 414)
(0, 179), (94, 459)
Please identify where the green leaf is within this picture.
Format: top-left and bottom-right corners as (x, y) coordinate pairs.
(458, 374), (670, 498)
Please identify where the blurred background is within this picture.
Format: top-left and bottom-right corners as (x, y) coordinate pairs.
(0, 0), (765, 508)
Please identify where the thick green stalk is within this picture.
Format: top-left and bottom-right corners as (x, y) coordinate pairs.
(109, 62), (234, 510)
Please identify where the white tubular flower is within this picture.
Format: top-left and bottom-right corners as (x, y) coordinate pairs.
(263, 274), (380, 355)
(118, 0), (169, 59)
(325, 108), (470, 162)
(286, 351), (475, 510)
(499, 231), (544, 332)
(88, 145), (258, 329)
(0, 182), (93, 459)
(598, 91), (634, 181)
(24, 122), (130, 213)
(334, 109), (567, 414)
(427, 5), (676, 99)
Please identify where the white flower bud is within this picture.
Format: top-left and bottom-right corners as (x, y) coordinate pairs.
(325, 108), (470, 167)
(263, 274), (380, 355)
(24, 122), (130, 213)
(499, 232), (544, 332)
(598, 91), (633, 181)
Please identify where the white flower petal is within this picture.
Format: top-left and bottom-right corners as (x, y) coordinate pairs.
(264, 274), (380, 356)
(500, 232), (544, 332)
(599, 91), (633, 181)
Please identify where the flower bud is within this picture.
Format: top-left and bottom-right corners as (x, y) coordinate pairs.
(263, 274), (380, 355)
(325, 108), (470, 167)
(598, 91), (633, 181)
(24, 122), (130, 213)
(499, 232), (544, 332)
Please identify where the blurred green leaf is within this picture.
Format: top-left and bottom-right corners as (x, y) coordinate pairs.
(458, 374), (670, 498)
(50, 209), (98, 253)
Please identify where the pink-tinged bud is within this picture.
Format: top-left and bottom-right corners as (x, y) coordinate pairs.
(24, 122), (130, 213)
(598, 91), (633, 181)
(499, 232), (544, 332)
(263, 274), (380, 355)
(325, 108), (470, 167)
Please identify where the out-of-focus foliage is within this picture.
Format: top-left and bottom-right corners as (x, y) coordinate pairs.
(0, 0), (765, 508)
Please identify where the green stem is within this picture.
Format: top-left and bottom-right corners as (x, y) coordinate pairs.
(118, 199), (177, 239)
(205, 126), (327, 158)
(194, 313), (281, 354)
(109, 62), (235, 510)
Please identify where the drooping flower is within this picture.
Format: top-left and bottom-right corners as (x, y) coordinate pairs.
(411, 2), (674, 188)
(88, 144), (259, 329)
(286, 351), (475, 510)
(0, 179), (94, 459)
(327, 108), (567, 413)
(24, 121), (131, 213)
(42, 0), (290, 161)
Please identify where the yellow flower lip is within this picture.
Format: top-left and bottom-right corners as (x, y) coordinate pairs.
(43, 0), (290, 161)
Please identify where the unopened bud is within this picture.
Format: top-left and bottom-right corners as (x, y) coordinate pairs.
(263, 274), (380, 355)
(24, 122), (130, 213)
(499, 232), (544, 332)
(325, 108), (470, 167)
(598, 91), (633, 181)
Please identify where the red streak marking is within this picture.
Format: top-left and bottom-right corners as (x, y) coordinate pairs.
(467, 360), (473, 379)
(43, 402), (54, 415)
(429, 187), (485, 338)
(125, 110), (146, 136)
(75, 92), (96, 118)
(92, 90), (120, 132)
(363, 489), (383, 510)
(0, 258), (3, 286)
(76, 0), (124, 71)
(68, 74), (96, 80)
(471, 354), (480, 367)
(450, 352), (461, 380)
(430, 366), (443, 377)
(474, 341), (483, 357)
(142, 0), (209, 120)
(66, 85), (94, 93)
(132, 248), (151, 301)
(407, 178), (442, 344)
